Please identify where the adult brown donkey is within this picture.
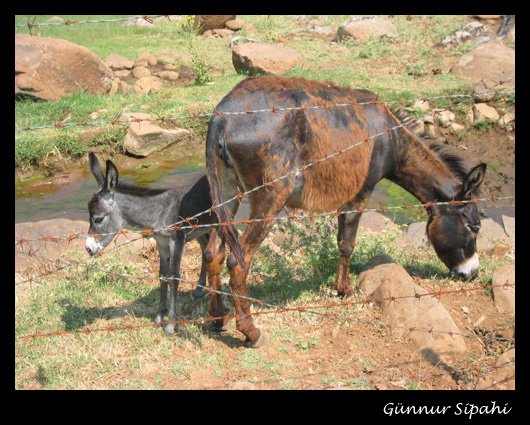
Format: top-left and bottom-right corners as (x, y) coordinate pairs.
(204, 76), (486, 348)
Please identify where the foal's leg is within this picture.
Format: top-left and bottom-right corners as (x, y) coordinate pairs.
(192, 234), (209, 299)
(334, 195), (371, 297)
(154, 240), (170, 325)
(164, 232), (185, 335)
(226, 190), (291, 348)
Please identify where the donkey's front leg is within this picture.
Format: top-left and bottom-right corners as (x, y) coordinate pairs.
(154, 240), (170, 325)
(164, 232), (185, 335)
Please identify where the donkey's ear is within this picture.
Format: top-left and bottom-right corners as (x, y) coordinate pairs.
(462, 163), (486, 198)
(89, 152), (105, 188)
(104, 160), (119, 193)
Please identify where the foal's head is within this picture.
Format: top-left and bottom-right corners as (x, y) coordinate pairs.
(426, 163), (487, 280)
(85, 153), (123, 256)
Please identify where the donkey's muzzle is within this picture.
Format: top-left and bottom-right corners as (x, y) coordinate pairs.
(85, 236), (101, 256)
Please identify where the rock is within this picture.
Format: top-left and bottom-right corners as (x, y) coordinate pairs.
(502, 215), (515, 239)
(47, 16), (64, 23)
(413, 100), (430, 111)
(450, 42), (515, 89)
(230, 381), (257, 390)
(449, 122), (465, 134)
(477, 218), (512, 251)
(424, 122), (440, 138)
(135, 54), (157, 67)
(243, 23), (256, 35)
(436, 110), (455, 128)
(124, 17), (154, 27)
(109, 78), (119, 96)
(124, 121), (190, 157)
(194, 15), (236, 34)
(434, 22), (491, 49)
(225, 19), (244, 31)
(114, 69), (131, 78)
(505, 25), (515, 44)
(132, 66), (151, 79)
(499, 111), (515, 127)
(336, 16), (398, 43)
(133, 76), (162, 94)
(306, 23), (334, 36)
(232, 43), (303, 75)
(404, 222), (429, 248)
(105, 53), (134, 70)
(492, 264), (515, 316)
(157, 71), (180, 81)
(357, 256), (466, 353)
(15, 34), (113, 101)
(471, 103), (500, 124)
(228, 36), (256, 49)
(118, 81), (130, 94)
(212, 28), (234, 38)
(358, 212), (397, 234)
(15, 219), (88, 273)
(202, 30), (214, 38)
(163, 63), (177, 71)
(476, 349), (515, 390)
(411, 120), (425, 135)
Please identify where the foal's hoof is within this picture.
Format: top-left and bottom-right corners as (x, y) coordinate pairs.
(154, 314), (163, 325)
(192, 286), (206, 299)
(164, 323), (177, 335)
(246, 332), (267, 348)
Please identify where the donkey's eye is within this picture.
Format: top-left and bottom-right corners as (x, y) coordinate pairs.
(94, 216), (105, 224)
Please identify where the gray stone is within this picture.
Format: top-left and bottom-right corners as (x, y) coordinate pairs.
(413, 99), (430, 111)
(306, 23), (334, 36)
(492, 264), (515, 316)
(357, 256), (466, 353)
(135, 54), (157, 67)
(436, 110), (455, 128)
(471, 103), (500, 123)
(114, 69), (131, 78)
(449, 122), (466, 134)
(404, 222), (429, 247)
(477, 218), (512, 251)
(15, 34), (113, 101)
(225, 19), (244, 31)
(502, 215), (515, 239)
(232, 43), (302, 75)
(109, 78), (119, 96)
(358, 212), (397, 234)
(228, 36), (256, 49)
(435, 21), (492, 49)
(117, 81), (130, 94)
(124, 121), (190, 157)
(499, 112), (515, 127)
(337, 16), (398, 43)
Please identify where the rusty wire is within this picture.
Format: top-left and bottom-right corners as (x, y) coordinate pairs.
(16, 15), (167, 30)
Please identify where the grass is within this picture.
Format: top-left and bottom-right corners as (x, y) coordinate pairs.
(15, 15), (492, 170)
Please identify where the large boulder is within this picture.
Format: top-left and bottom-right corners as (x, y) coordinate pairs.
(336, 16), (398, 43)
(476, 348), (515, 390)
(123, 114), (190, 157)
(357, 256), (467, 354)
(434, 21), (492, 49)
(194, 15), (236, 34)
(15, 34), (113, 101)
(232, 43), (302, 75)
(450, 41), (515, 89)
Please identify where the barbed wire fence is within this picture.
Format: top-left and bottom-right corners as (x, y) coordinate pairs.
(15, 18), (515, 387)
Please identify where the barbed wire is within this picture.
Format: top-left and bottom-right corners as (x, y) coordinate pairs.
(16, 281), (514, 340)
(15, 15), (168, 31)
(15, 85), (515, 133)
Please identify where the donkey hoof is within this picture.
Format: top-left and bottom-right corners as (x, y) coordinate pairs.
(192, 287), (206, 299)
(247, 332), (267, 348)
(164, 323), (177, 335)
(154, 314), (163, 325)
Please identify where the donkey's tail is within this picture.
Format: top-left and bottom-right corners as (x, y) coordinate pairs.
(205, 120), (245, 267)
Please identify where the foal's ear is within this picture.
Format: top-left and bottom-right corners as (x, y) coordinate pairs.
(89, 152), (105, 188)
(461, 163), (486, 198)
(104, 160), (119, 193)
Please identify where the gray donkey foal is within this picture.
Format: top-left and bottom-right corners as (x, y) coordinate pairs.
(85, 153), (216, 334)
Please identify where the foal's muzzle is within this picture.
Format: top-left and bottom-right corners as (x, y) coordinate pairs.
(450, 253), (480, 280)
(85, 236), (101, 256)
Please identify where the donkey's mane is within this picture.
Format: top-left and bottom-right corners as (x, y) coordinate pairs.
(116, 182), (169, 197)
(394, 108), (471, 182)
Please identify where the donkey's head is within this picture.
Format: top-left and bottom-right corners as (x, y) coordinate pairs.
(426, 163), (487, 280)
(85, 153), (124, 256)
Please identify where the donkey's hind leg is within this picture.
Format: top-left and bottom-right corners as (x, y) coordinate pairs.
(192, 234), (209, 299)
(204, 228), (229, 330)
(334, 194), (371, 297)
